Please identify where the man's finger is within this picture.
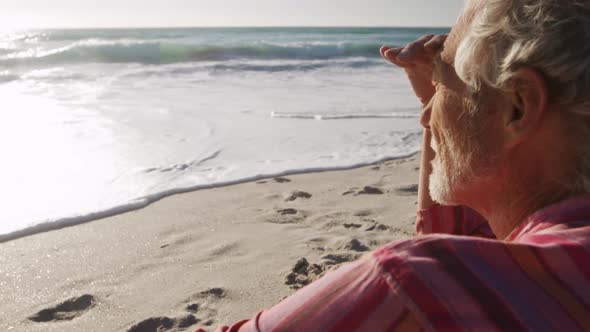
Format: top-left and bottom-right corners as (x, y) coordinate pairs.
(398, 34), (435, 59)
(381, 46), (401, 60)
(380, 45), (391, 58)
(424, 34), (448, 52)
(383, 47), (408, 67)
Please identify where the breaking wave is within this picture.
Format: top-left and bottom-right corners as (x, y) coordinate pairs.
(0, 39), (388, 66)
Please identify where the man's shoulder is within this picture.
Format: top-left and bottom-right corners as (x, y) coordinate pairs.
(375, 233), (500, 261)
(371, 234), (506, 283)
(366, 230), (590, 330)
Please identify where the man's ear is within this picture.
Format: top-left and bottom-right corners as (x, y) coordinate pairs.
(503, 68), (548, 148)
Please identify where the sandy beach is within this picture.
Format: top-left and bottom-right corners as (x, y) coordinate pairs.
(1, 154), (420, 332)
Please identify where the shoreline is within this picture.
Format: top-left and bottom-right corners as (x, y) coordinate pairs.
(0, 152), (419, 244)
(1, 153), (420, 332)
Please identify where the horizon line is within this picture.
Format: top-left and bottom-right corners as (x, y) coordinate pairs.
(13, 25), (452, 31)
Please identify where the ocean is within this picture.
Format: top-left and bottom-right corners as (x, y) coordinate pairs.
(0, 27), (449, 240)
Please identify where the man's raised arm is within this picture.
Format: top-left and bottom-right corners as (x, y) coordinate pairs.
(381, 35), (494, 239)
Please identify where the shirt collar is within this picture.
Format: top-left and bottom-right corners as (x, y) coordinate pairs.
(506, 194), (590, 241)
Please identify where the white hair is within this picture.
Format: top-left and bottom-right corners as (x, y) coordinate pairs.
(455, 0), (590, 112)
(454, 0), (590, 192)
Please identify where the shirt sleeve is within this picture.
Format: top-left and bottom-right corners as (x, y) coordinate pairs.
(416, 204), (496, 238)
(196, 255), (420, 332)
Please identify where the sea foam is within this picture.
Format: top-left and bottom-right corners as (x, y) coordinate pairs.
(0, 27), (448, 240)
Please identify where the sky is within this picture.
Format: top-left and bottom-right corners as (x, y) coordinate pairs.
(1, 0), (464, 30)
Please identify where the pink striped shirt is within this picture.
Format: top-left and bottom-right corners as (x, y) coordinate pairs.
(198, 195), (590, 331)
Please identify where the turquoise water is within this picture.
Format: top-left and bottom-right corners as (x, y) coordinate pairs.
(0, 27), (450, 67)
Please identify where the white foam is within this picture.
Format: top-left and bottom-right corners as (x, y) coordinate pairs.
(0, 29), (426, 241)
(270, 111), (419, 120)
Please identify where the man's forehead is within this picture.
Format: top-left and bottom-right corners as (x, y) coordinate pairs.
(440, 0), (482, 65)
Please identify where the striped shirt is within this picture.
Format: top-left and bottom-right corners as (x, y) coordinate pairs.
(198, 195), (590, 332)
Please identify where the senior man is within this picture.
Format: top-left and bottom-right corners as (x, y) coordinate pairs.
(199, 0), (590, 331)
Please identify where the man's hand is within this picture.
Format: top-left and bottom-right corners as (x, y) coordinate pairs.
(381, 34), (447, 211)
(380, 34), (447, 106)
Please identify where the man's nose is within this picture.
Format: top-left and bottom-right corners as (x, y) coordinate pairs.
(420, 100), (432, 130)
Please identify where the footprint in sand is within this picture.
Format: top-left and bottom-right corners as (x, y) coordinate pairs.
(186, 303), (200, 313)
(128, 317), (175, 332)
(285, 258), (325, 290)
(353, 210), (373, 217)
(278, 208), (298, 215)
(393, 184), (419, 196)
(266, 208), (306, 224)
(129, 288), (226, 332)
(343, 218), (390, 232)
(28, 294), (96, 322)
(196, 288), (226, 299)
(284, 252), (362, 290)
(363, 222), (391, 232)
(127, 314), (199, 332)
(177, 315), (200, 329)
(273, 177), (292, 183)
(342, 187), (359, 196)
(284, 190), (312, 202)
(343, 186), (384, 196)
(357, 186), (384, 195)
(340, 239), (370, 252)
(343, 222), (363, 229)
(182, 287), (227, 329)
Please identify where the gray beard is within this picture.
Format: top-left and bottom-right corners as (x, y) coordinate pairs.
(429, 157), (457, 205)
